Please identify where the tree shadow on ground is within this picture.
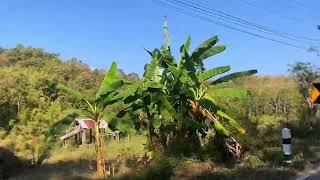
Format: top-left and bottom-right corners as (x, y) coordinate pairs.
(112, 156), (174, 180)
(0, 147), (23, 179)
(7, 155), (298, 180)
(10, 160), (97, 180)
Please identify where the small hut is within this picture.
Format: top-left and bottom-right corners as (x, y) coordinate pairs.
(60, 118), (108, 146)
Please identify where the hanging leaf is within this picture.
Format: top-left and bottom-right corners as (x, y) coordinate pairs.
(109, 116), (137, 135)
(203, 93), (219, 105)
(199, 46), (225, 62)
(211, 70), (258, 85)
(47, 81), (84, 101)
(198, 66), (231, 82)
(48, 112), (80, 136)
(216, 110), (246, 134)
(158, 94), (180, 121)
(111, 83), (142, 101)
(212, 119), (231, 136)
(191, 36), (219, 61)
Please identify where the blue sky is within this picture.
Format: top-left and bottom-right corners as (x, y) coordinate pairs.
(1, 0), (319, 76)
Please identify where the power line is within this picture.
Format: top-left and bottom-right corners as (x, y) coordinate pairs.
(170, 0), (320, 42)
(238, 0), (302, 23)
(165, 0), (306, 43)
(153, 0), (308, 50)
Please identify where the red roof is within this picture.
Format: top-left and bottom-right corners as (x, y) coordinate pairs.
(83, 119), (94, 129)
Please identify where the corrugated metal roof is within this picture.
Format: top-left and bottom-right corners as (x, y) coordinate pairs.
(76, 119), (95, 129)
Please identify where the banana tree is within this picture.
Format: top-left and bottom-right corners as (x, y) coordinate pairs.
(48, 61), (123, 176)
(144, 20), (257, 157)
(113, 50), (176, 150)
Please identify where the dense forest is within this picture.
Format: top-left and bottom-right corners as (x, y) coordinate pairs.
(0, 30), (319, 179)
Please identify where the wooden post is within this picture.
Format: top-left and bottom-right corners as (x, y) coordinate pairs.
(82, 129), (86, 144)
(116, 132), (120, 143)
(78, 132), (81, 145)
(112, 164), (115, 176)
(127, 133), (130, 142)
(89, 129), (92, 143)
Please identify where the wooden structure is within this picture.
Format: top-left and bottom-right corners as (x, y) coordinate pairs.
(60, 119), (108, 146)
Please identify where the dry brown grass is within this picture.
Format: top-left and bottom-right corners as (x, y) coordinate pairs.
(9, 136), (146, 180)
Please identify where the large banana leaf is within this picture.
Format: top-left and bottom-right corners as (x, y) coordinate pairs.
(158, 94), (180, 121)
(198, 66), (231, 82)
(108, 116), (137, 135)
(168, 65), (181, 78)
(98, 80), (124, 97)
(191, 36), (219, 61)
(184, 35), (191, 53)
(144, 52), (159, 81)
(96, 61), (119, 99)
(48, 112), (80, 136)
(211, 70), (257, 85)
(203, 93), (218, 105)
(208, 87), (249, 98)
(180, 36), (191, 57)
(97, 91), (119, 109)
(111, 83), (142, 101)
(216, 110), (246, 134)
(198, 45), (226, 62)
(144, 81), (164, 89)
(47, 81), (84, 101)
(201, 95), (245, 134)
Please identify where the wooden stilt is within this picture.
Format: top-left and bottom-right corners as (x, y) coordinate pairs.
(89, 129), (92, 143)
(82, 129), (86, 144)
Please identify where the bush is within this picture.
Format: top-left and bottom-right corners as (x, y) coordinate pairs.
(292, 152), (304, 169)
(241, 154), (264, 168)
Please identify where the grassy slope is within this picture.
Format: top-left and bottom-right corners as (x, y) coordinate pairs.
(10, 136), (146, 180)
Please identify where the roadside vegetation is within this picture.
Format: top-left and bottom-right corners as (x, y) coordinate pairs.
(0, 22), (319, 179)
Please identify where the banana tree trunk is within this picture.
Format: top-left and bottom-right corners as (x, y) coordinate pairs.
(95, 122), (106, 177)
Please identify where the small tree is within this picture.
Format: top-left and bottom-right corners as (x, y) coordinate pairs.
(288, 62), (320, 126)
(48, 62), (124, 177)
